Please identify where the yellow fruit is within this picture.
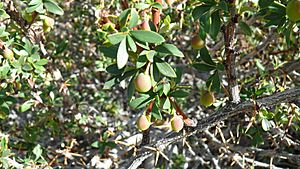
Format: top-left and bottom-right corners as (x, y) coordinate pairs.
(15, 82), (22, 90)
(136, 114), (151, 131)
(43, 17), (55, 27)
(286, 0), (300, 22)
(170, 116), (184, 132)
(200, 90), (215, 107)
(43, 17), (55, 32)
(3, 48), (14, 61)
(134, 73), (152, 93)
(191, 35), (205, 49)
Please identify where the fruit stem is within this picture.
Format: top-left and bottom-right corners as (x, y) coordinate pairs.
(169, 97), (196, 126)
(169, 97), (188, 119)
(146, 100), (154, 116)
(144, 62), (151, 75)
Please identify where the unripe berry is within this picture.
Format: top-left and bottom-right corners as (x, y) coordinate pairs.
(134, 73), (152, 93)
(286, 0), (300, 22)
(136, 114), (151, 131)
(191, 35), (205, 49)
(166, 0), (173, 6)
(170, 116), (184, 132)
(200, 90), (215, 107)
(3, 48), (14, 61)
(43, 17), (55, 32)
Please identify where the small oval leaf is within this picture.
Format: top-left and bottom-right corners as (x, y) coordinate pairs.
(155, 58), (176, 78)
(130, 30), (165, 44)
(117, 38), (129, 69)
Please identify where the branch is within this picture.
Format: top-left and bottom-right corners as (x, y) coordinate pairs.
(123, 88), (300, 169)
(223, 1), (240, 103)
(5, 1), (43, 49)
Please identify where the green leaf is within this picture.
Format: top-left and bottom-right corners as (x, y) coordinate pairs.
(33, 64), (46, 72)
(162, 97), (171, 110)
(258, 0), (274, 8)
(163, 83), (171, 96)
(209, 10), (221, 40)
(103, 69), (137, 89)
(155, 58), (176, 78)
(127, 77), (135, 100)
(135, 41), (150, 50)
(169, 90), (189, 98)
(155, 44), (184, 58)
(200, 47), (215, 65)
(135, 3), (150, 10)
(29, 0), (42, 5)
(153, 84), (164, 93)
(129, 8), (139, 28)
(130, 30), (165, 44)
(22, 63), (33, 71)
(44, 0), (64, 15)
(192, 62), (216, 72)
(152, 2), (163, 9)
(129, 95), (152, 109)
(20, 100), (34, 112)
(151, 101), (162, 120)
(146, 50), (156, 62)
(117, 38), (129, 69)
(27, 2), (43, 13)
(239, 21), (252, 36)
(91, 141), (99, 148)
(126, 35), (137, 52)
(219, 0), (228, 11)
(174, 67), (183, 84)
(151, 63), (160, 84)
(119, 8), (131, 28)
(22, 37), (32, 53)
(99, 45), (118, 58)
(107, 33), (127, 45)
(206, 71), (221, 93)
(192, 4), (212, 20)
(200, 13), (211, 34)
(216, 63), (225, 71)
(255, 59), (265, 73)
(0, 100), (9, 119)
(106, 64), (124, 75)
(0, 25), (5, 36)
(251, 132), (264, 146)
(103, 77), (118, 90)
(35, 59), (48, 66)
(14, 49), (29, 57)
(136, 54), (148, 69)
